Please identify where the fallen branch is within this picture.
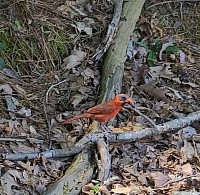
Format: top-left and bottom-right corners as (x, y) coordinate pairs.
(163, 173), (200, 187)
(2, 111), (200, 161)
(115, 110), (200, 142)
(97, 138), (111, 181)
(1, 132), (103, 161)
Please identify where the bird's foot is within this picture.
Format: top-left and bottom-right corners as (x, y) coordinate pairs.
(101, 125), (112, 140)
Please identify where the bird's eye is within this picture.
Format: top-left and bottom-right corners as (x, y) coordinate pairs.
(120, 95), (127, 101)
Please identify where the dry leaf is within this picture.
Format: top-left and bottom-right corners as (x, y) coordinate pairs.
(62, 50), (87, 70)
(70, 94), (86, 107)
(140, 81), (169, 102)
(99, 186), (110, 195)
(30, 125), (38, 135)
(0, 84), (12, 94)
(57, 4), (87, 16)
(82, 183), (95, 194)
(10, 142), (40, 154)
(82, 67), (95, 78)
(127, 38), (138, 59)
(2, 68), (21, 80)
(18, 107), (32, 117)
(0, 170), (20, 195)
(179, 126), (197, 139)
(181, 163), (193, 175)
(150, 172), (170, 187)
(36, 181), (46, 195)
(178, 50), (186, 64)
(181, 140), (195, 162)
(111, 186), (140, 194)
(71, 19), (94, 36)
(150, 64), (173, 79)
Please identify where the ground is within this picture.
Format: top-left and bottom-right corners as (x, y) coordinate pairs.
(0, 0), (200, 195)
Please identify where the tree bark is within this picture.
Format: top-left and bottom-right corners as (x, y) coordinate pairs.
(99, 0), (145, 102)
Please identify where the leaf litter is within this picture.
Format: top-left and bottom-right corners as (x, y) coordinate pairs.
(0, 0), (200, 195)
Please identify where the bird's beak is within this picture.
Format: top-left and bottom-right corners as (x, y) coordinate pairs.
(126, 98), (134, 107)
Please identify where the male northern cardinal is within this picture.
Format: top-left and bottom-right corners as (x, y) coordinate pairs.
(61, 94), (134, 130)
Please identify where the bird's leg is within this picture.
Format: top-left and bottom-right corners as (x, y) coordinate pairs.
(101, 124), (112, 139)
(101, 125), (112, 133)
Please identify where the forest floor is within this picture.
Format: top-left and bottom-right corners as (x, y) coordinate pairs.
(0, 0), (200, 194)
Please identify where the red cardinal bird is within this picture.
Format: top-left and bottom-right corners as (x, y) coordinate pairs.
(61, 94), (134, 130)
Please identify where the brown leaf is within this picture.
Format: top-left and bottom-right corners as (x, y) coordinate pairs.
(181, 140), (195, 162)
(99, 186), (110, 195)
(70, 94), (86, 107)
(62, 50), (87, 70)
(140, 81), (170, 103)
(150, 172), (170, 187)
(180, 163), (193, 176)
(82, 183), (94, 194)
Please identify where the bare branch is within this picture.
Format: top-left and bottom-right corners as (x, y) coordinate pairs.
(2, 111), (200, 161)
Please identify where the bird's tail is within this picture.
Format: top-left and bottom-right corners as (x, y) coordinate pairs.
(61, 113), (91, 124)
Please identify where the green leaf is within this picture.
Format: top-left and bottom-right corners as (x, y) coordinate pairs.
(152, 38), (162, 52)
(0, 42), (8, 51)
(0, 57), (5, 70)
(90, 184), (100, 194)
(165, 45), (180, 53)
(147, 50), (157, 67)
(15, 20), (21, 29)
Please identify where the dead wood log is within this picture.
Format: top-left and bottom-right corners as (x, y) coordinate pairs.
(44, 149), (95, 195)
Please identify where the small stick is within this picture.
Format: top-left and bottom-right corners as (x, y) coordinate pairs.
(0, 137), (44, 144)
(129, 106), (158, 131)
(45, 79), (68, 103)
(163, 173), (200, 187)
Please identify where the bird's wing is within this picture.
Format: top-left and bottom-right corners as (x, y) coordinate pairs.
(87, 102), (116, 115)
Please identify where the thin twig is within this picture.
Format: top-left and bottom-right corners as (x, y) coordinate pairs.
(129, 106), (158, 130)
(43, 99), (52, 149)
(163, 173), (200, 187)
(0, 137), (44, 144)
(7, 110), (46, 123)
(45, 79), (68, 103)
